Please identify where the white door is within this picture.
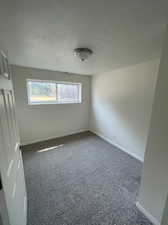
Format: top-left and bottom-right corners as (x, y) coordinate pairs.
(0, 51), (27, 225)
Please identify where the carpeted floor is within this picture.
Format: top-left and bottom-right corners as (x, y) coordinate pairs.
(22, 131), (153, 225)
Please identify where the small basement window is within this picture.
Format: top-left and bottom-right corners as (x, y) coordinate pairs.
(27, 79), (82, 105)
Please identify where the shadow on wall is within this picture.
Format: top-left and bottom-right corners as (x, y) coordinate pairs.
(92, 97), (147, 160)
(91, 59), (160, 162)
(0, 216), (2, 225)
(0, 183), (10, 225)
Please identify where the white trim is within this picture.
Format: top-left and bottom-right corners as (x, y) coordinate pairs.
(22, 129), (89, 146)
(12, 182), (16, 198)
(15, 142), (20, 152)
(136, 202), (160, 225)
(24, 196), (27, 213)
(17, 159), (21, 170)
(27, 78), (82, 85)
(28, 101), (82, 105)
(7, 159), (14, 177)
(22, 128), (143, 162)
(90, 129), (143, 162)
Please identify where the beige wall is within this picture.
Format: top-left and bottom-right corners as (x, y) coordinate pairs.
(138, 27), (168, 223)
(90, 59), (159, 161)
(12, 66), (91, 145)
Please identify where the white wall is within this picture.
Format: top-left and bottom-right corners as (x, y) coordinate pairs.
(138, 27), (168, 224)
(161, 195), (168, 225)
(90, 59), (160, 161)
(0, 190), (10, 225)
(12, 66), (91, 145)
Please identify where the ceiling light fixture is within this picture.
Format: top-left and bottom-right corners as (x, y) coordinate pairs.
(74, 48), (93, 61)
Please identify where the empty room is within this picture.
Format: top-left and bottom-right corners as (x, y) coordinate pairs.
(0, 1), (168, 225)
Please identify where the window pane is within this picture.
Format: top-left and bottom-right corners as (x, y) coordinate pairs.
(27, 80), (82, 104)
(57, 83), (81, 103)
(28, 81), (56, 103)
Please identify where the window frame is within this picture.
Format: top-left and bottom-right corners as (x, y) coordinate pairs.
(26, 79), (82, 105)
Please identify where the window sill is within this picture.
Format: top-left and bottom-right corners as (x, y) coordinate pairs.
(28, 101), (82, 105)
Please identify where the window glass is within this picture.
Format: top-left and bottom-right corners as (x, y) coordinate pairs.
(28, 81), (56, 103)
(27, 80), (81, 104)
(57, 83), (80, 103)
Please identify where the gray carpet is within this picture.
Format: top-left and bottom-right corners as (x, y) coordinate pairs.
(22, 131), (153, 225)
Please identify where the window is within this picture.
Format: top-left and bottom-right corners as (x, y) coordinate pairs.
(27, 80), (82, 105)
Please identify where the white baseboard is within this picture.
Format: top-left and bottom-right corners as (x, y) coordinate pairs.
(136, 202), (160, 225)
(22, 129), (89, 146)
(90, 129), (143, 162)
(22, 128), (144, 162)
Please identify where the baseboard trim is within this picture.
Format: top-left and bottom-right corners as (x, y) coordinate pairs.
(22, 128), (144, 162)
(136, 202), (160, 225)
(22, 129), (89, 146)
(90, 130), (143, 162)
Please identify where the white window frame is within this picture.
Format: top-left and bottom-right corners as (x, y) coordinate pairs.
(27, 79), (82, 105)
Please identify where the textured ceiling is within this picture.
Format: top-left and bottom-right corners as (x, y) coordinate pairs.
(0, 0), (168, 75)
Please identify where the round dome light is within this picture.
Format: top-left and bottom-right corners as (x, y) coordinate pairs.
(74, 48), (93, 61)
